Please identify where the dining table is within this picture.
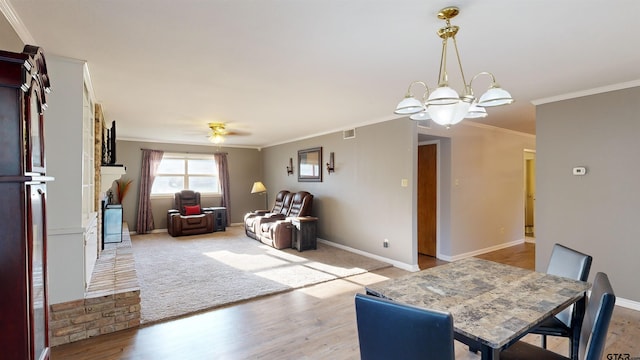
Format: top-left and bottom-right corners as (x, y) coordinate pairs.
(364, 257), (590, 360)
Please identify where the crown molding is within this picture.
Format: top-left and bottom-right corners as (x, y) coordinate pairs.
(532, 79), (640, 105)
(0, 0), (36, 45)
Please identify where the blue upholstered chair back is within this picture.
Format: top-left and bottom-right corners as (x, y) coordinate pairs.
(501, 272), (615, 360)
(355, 293), (454, 360)
(579, 272), (616, 360)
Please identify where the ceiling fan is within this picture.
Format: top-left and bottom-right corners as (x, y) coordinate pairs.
(207, 122), (247, 144)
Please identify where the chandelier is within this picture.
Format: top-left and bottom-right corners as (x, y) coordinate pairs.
(394, 6), (514, 128)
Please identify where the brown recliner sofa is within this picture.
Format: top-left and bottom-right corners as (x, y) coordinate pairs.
(247, 191), (314, 249)
(167, 190), (214, 237)
(244, 190), (292, 238)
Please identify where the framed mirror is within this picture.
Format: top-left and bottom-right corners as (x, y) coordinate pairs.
(298, 147), (322, 182)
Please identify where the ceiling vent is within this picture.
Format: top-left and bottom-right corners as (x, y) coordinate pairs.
(343, 128), (356, 139)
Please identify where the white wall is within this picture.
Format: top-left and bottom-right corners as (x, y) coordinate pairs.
(44, 55), (89, 304)
(536, 86), (640, 302)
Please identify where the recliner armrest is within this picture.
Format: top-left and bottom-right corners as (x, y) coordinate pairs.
(262, 213), (286, 220)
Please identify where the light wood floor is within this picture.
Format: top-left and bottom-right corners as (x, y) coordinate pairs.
(52, 242), (640, 359)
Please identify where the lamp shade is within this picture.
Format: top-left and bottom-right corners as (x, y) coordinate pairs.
(477, 87), (514, 107)
(428, 101), (470, 126)
(426, 86), (460, 106)
(394, 96), (424, 115)
(410, 110), (431, 121)
(465, 103), (488, 118)
(250, 181), (267, 194)
(210, 133), (225, 144)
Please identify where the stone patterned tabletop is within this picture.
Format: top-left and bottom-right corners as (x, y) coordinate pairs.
(365, 257), (590, 349)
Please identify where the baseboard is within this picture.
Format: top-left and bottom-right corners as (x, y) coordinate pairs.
(438, 239), (525, 262)
(130, 222), (244, 236)
(129, 228), (167, 235)
(614, 297), (640, 311)
(317, 238), (420, 272)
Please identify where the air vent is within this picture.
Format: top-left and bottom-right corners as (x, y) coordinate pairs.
(343, 128), (356, 139)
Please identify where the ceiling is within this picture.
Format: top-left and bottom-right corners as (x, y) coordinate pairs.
(3, 0), (640, 148)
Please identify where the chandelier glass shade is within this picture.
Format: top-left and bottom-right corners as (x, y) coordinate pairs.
(394, 6), (514, 128)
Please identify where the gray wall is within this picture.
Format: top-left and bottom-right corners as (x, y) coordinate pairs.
(262, 118), (535, 268)
(0, 14), (23, 52)
(114, 140), (263, 231)
(419, 122), (536, 258)
(536, 86), (640, 302)
(263, 119), (416, 265)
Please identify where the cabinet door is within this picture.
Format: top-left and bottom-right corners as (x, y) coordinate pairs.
(0, 181), (29, 358)
(27, 183), (49, 360)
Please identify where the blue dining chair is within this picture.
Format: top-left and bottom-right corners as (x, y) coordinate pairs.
(354, 293), (454, 360)
(530, 243), (592, 359)
(501, 272), (616, 360)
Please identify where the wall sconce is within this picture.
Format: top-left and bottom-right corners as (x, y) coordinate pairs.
(326, 152), (335, 174)
(286, 157), (293, 175)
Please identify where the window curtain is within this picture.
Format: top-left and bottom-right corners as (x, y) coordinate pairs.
(214, 152), (231, 226)
(136, 149), (164, 233)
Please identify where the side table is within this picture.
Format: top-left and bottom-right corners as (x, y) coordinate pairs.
(204, 206), (226, 232)
(291, 217), (318, 251)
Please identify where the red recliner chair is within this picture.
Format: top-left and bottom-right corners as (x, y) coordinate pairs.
(167, 190), (214, 237)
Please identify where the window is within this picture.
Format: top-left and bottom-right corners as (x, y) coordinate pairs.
(151, 153), (219, 195)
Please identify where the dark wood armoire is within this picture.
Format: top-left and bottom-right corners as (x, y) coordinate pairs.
(0, 45), (52, 360)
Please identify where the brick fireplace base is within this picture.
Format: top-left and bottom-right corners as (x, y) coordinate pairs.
(49, 225), (140, 346)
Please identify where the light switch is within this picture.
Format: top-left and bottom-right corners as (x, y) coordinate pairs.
(401, 179), (408, 187)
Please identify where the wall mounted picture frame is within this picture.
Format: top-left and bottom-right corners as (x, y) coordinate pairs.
(298, 147), (322, 182)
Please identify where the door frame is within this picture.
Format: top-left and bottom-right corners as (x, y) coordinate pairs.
(417, 140), (441, 259)
(523, 149), (536, 242)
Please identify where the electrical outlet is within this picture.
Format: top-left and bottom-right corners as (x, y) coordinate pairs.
(383, 239), (389, 248)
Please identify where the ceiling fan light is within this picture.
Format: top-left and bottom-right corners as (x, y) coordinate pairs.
(395, 95), (424, 115)
(478, 86), (514, 107)
(210, 133), (225, 144)
(426, 86), (460, 106)
(429, 101), (470, 126)
(409, 111), (431, 121)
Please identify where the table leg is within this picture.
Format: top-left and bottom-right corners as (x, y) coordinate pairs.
(480, 344), (501, 360)
(570, 296), (587, 360)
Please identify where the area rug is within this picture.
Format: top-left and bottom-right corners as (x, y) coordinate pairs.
(131, 225), (390, 324)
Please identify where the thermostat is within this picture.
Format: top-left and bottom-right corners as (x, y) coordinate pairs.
(572, 167), (587, 176)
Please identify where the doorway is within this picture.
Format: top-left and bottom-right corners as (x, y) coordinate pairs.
(524, 150), (536, 238)
(418, 143), (437, 257)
